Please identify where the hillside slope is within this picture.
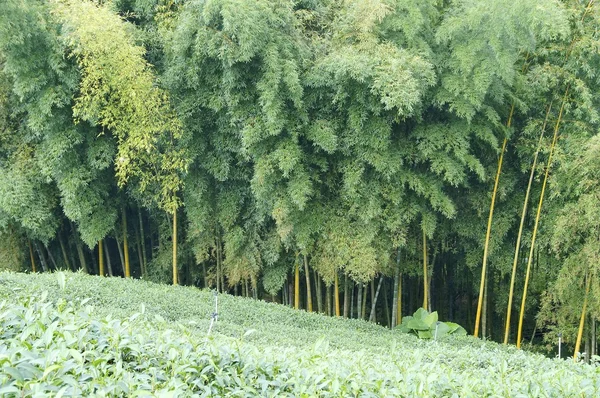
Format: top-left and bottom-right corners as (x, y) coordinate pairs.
(0, 271), (598, 397)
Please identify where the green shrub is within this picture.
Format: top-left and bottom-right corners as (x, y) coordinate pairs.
(0, 271), (599, 397)
(397, 308), (467, 339)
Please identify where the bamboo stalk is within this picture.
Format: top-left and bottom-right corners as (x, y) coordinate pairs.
(391, 249), (401, 327)
(369, 276), (384, 322)
(326, 284), (331, 316)
(474, 51), (531, 336)
(517, 87), (569, 349)
(99, 239), (104, 276)
(574, 274), (592, 361)
(475, 129), (510, 338)
(215, 233), (221, 292)
(357, 282), (363, 319)
(504, 103), (553, 344)
(294, 255), (300, 309)
(423, 229), (428, 310)
(116, 238), (125, 275)
(138, 207), (147, 278)
(314, 270), (323, 313)
(122, 207), (130, 278)
(362, 282), (367, 319)
(172, 209), (178, 285)
(397, 273), (402, 325)
(104, 240), (113, 277)
(334, 272), (340, 316)
(28, 240), (36, 273)
(343, 274), (350, 318)
(303, 254), (312, 312)
(58, 234), (71, 271)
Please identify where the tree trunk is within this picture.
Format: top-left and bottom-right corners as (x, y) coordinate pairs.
(172, 209), (178, 285)
(369, 276), (384, 322)
(303, 255), (312, 312)
(122, 207), (131, 278)
(99, 240), (104, 276)
(28, 240), (36, 272)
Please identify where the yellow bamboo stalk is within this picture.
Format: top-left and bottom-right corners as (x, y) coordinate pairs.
(517, 87), (569, 349)
(474, 122), (511, 337)
(28, 240), (36, 273)
(294, 255), (300, 309)
(172, 209), (178, 285)
(334, 273), (340, 316)
(122, 207), (130, 278)
(99, 239), (104, 276)
(504, 103), (553, 344)
(574, 274), (592, 361)
(422, 229), (428, 310)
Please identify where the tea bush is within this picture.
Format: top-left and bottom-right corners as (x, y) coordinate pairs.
(1, 271), (599, 397)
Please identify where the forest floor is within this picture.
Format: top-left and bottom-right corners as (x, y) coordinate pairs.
(0, 271), (598, 396)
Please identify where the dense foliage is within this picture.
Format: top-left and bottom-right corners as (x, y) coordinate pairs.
(0, 0), (599, 356)
(1, 272), (600, 396)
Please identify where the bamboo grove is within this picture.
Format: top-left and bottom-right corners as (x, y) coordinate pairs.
(1, 0), (599, 357)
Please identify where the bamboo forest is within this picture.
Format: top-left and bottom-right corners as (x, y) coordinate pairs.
(1, 0), (600, 394)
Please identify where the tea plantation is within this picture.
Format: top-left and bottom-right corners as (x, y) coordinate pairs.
(0, 272), (599, 397)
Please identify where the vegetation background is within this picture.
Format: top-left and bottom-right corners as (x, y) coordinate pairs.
(1, 0), (600, 359)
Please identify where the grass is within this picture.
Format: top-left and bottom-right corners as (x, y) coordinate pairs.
(0, 271), (599, 397)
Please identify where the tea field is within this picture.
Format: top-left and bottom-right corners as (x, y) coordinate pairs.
(0, 272), (599, 397)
